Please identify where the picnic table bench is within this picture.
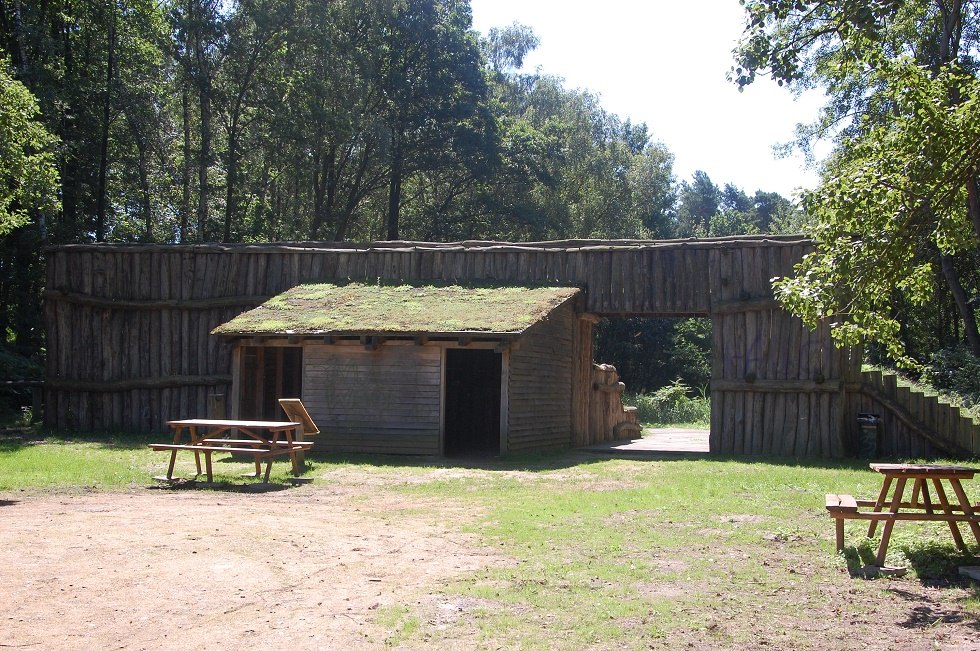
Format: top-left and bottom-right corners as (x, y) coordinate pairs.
(827, 463), (980, 566)
(150, 418), (312, 483)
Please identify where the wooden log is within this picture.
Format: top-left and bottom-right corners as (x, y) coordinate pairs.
(46, 375), (232, 392)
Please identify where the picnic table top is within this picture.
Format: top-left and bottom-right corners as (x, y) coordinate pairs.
(870, 463), (978, 478)
(166, 418), (302, 429)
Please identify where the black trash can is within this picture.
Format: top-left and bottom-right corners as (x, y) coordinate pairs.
(857, 413), (881, 459)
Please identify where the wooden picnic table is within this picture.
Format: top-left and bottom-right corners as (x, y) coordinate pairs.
(150, 419), (312, 483)
(827, 463), (980, 566)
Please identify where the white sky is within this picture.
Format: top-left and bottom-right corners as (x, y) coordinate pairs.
(470, 0), (828, 198)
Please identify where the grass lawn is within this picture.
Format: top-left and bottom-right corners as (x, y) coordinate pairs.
(2, 433), (979, 649)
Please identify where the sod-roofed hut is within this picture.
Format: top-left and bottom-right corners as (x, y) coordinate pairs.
(212, 282), (600, 456)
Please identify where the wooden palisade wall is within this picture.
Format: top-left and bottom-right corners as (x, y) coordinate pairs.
(850, 369), (980, 458)
(708, 243), (863, 457)
(46, 236), (867, 457)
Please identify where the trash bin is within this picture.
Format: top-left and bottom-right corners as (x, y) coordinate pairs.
(857, 413), (881, 459)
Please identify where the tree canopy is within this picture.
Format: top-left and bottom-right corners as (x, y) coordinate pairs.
(0, 59), (58, 236)
(0, 0), (796, 396)
(734, 0), (980, 363)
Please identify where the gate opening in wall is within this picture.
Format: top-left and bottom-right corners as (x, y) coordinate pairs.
(594, 316), (712, 453)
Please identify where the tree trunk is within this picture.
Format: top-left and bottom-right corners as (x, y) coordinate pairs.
(968, 176), (980, 244)
(939, 253), (980, 356)
(193, 0), (212, 242)
(223, 127), (238, 242)
(95, 8), (116, 242)
(197, 85), (211, 241)
(180, 84), (191, 243)
(58, 13), (79, 234)
(309, 140), (335, 239)
(10, 0), (29, 72)
(125, 108), (154, 242)
(386, 132), (403, 240)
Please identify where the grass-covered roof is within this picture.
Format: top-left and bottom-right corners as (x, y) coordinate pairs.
(212, 282), (580, 337)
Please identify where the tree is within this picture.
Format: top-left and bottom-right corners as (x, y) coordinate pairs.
(376, 0), (494, 240)
(0, 55), (59, 360)
(215, 0), (295, 242)
(0, 57), (58, 236)
(482, 21), (539, 74)
(734, 0), (980, 361)
(676, 170), (720, 236)
(775, 61), (980, 360)
(172, 0), (224, 241)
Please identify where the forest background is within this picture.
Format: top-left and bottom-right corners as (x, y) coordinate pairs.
(1, 0), (979, 422)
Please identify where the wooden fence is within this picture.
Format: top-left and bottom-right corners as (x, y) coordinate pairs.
(45, 236), (872, 457)
(850, 370), (980, 458)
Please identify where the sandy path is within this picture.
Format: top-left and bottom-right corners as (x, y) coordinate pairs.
(0, 485), (497, 650)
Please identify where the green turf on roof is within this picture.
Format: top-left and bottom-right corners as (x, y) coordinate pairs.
(212, 282), (580, 336)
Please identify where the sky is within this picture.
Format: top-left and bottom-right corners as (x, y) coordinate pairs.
(469, 0), (828, 198)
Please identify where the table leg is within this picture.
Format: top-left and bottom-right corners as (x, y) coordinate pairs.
(947, 478), (980, 546)
(910, 479), (922, 508)
(931, 478), (966, 550)
(868, 475), (893, 538)
(917, 479), (931, 512)
(264, 455), (274, 483)
(876, 477), (907, 567)
(166, 450), (178, 480)
(167, 425), (186, 480)
(204, 451), (213, 483)
(284, 427), (300, 476)
(188, 426), (202, 476)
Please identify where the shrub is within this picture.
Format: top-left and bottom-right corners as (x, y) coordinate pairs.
(0, 342), (43, 420)
(625, 379), (710, 427)
(921, 345), (980, 409)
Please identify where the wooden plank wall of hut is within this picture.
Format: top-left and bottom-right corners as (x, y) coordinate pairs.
(43, 236), (860, 458)
(303, 344), (442, 454)
(507, 301), (576, 452)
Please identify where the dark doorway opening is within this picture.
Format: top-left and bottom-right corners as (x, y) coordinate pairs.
(444, 349), (501, 457)
(239, 346), (303, 420)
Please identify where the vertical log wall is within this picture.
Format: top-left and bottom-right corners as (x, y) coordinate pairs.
(44, 236), (864, 457)
(708, 243), (863, 457)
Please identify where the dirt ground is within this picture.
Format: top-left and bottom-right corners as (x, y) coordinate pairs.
(2, 472), (980, 650)
(0, 481), (503, 650)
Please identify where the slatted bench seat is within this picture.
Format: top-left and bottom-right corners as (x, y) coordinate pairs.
(199, 438), (314, 449)
(149, 443), (276, 454)
(150, 441), (303, 483)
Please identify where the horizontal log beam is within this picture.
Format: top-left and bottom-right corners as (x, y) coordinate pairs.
(712, 379), (844, 393)
(45, 234), (813, 255)
(44, 290), (269, 311)
(46, 375), (232, 392)
(710, 298), (780, 315)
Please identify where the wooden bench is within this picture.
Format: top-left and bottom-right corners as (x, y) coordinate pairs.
(826, 493), (859, 552)
(149, 443), (276, 454)
(199, 438), (314, 449)
(149, 439), (308, 482)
